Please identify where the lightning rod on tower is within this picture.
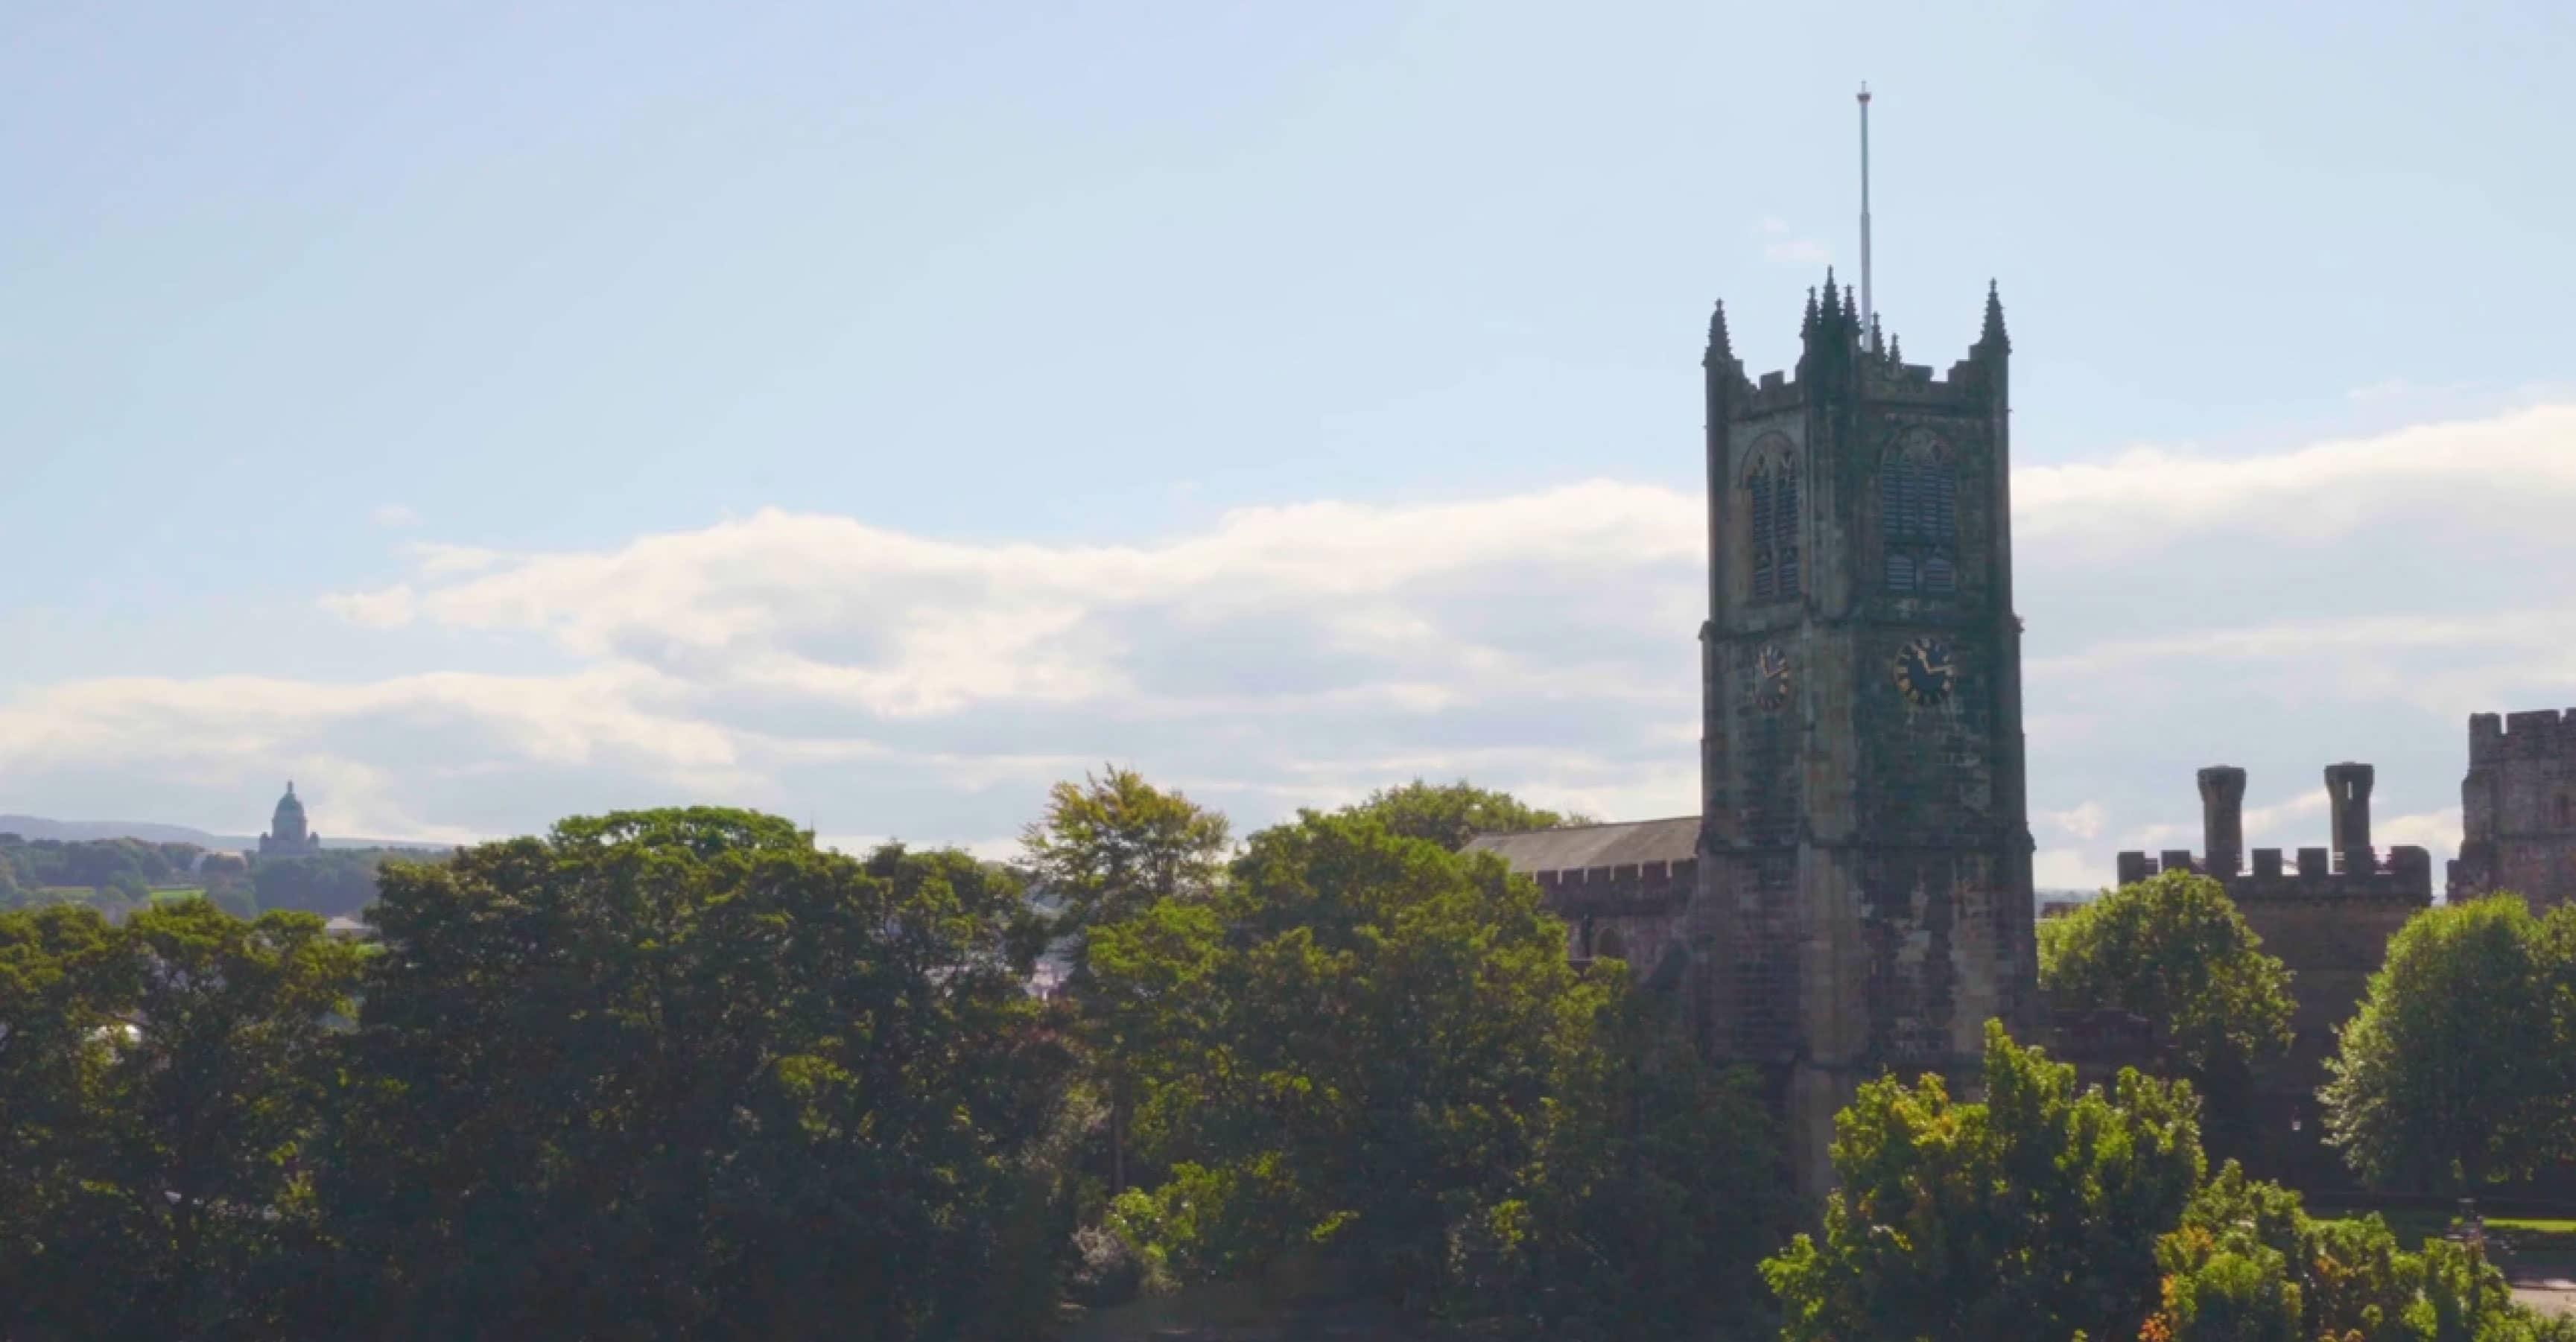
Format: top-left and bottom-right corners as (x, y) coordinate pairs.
(1858, 82), (1874, 353)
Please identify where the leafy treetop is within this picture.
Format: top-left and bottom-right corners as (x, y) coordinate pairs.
(1336, 778), (1589, 853)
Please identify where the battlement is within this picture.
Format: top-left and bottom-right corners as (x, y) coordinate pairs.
(1725, 351), (1993, 420)
(2113, 845), (2433, 905)
(2469, 708), (2576, 764)
(1708, 276), (2005, 422)
(1534, 857), (1696, 916)
(2119, 760), (2431, 906)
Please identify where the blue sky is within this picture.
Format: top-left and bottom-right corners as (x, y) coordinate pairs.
(4, 1), (2572, 885)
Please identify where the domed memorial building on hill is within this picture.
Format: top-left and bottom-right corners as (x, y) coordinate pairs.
(258, 780), (323, 857)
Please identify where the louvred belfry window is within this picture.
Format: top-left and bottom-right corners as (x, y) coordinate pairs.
(1882, 433), (1958, 594)
(1750, 473), (1775, 600)
(1747, 448), (1799, 603)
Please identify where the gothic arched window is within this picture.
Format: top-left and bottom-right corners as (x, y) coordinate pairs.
(1745, 439), (1799, 603)
(1881, 430), (1957, 594)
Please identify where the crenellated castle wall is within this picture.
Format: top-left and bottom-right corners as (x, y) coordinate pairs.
(2110, 763), (2431, 1188)
(2450, 709), (2576, 906)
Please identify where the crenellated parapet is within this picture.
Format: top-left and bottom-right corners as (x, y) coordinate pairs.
(2452, 707), (2576, 906)
(2116, 760), (2432, 906)
(2469, 707), (2576, 764)
(2113, 845), (2433, 905)
(1534, 857), (1698, 917)
(2110, 760), (2435, 1188)
(1706, 271), (2007, 424)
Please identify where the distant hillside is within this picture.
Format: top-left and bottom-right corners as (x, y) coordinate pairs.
(0, 815), (450, 853)
(0, 815), (226, 845)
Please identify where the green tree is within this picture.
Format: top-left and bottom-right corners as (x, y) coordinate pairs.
(0, 900), (363, 1339)
(324, 808), (1070, 1341)
(1020, 765), (1231, 944)
(1453, 987), (1789, 1338)
(1763, 1021), (2207, 1342)
(2323, 894), (2575, 1193)
(1022, 767), (1232, 1201)
(2040, 870), (2296, 1155)
(250, 847), (406, 918)
(1096, 812), (1782, 1333)
(2145, 1163), (2576, 1342)
(1334, 778), (1588, 853)
(0, 903), (122, 1328)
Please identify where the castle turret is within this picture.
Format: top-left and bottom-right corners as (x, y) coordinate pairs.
(2198, 766), (2247, 877)
(2450, 708), (2576, 906)
(2324, 763), (2374, 874)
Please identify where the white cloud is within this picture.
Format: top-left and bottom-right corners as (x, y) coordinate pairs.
(7, 401), (2576, 881)
(1752, 217), (1831, 266)
(370, 503), (419, 529)
(2040, 801), (2108, 842)
(318, 585), (416, 629)
(2015, 404), (2576, 552)
(2376, 807), (2462, 855)
(2034, 848), (2104, 891)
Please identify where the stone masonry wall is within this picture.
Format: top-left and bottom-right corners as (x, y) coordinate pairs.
(1538, 859), (1693, 983)
(2451, 709), (2576, 907)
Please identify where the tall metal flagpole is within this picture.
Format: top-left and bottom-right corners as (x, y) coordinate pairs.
(1858, 83), (1874, 352)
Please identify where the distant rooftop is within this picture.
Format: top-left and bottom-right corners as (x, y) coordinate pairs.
(1462, 816), (1698, 876)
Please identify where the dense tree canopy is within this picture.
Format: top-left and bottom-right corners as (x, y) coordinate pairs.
(1766, 1022), (2576, 1342)
(323, 809), (1068, 1341)
(1094, 810), (1784, 1336)
(249, 846), (419, 918)
(2145, 1163), (2575, 1342)
(0, 900), (363, 1339)
(2040, 870), (2295, 1153)
(1334, 777), (1588, 853)
(5, 786), (2572, 1341)
(1764, 1020), (2206, 1342)
(0, 833), (205, 908)
(2323, 894), (2576, 1193)
(1019, 766), (1231, 942)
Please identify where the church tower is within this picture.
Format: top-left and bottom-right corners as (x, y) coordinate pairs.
(1694, 276), (2038, 1194)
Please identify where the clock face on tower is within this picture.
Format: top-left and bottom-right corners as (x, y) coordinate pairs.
(1891, 635), (1958, 706)
(1753, 643), (1792, 711)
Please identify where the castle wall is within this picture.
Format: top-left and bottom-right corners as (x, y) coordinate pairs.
(2110, 846), (2429, 1089)
(1538, 859), (1693, 982)
(2116, 756), (2433, 1192)
(2451, 709), (2576, 907)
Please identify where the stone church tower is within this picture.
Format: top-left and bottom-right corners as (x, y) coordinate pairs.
(1464, 276), (2041, 1198)
(1693, 276), (2040, 1193)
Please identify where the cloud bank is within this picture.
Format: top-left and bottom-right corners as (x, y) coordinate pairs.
(7, 403), (2575, 881)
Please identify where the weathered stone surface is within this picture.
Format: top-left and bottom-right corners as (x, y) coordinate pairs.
(1464, 821), (1696, 973)
(1473, 284), (2040, 1200)
(2449, 709), (2576, 908)
(2116, 765), (2431, 1187)
(1691, 287), (2039, 1195)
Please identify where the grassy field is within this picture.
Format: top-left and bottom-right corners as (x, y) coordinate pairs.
(2317, 1207), (2576, 1254)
